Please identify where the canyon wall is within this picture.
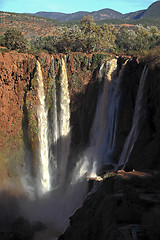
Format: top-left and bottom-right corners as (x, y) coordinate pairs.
(0, 51), (160, 191)
(0, 52), (108, 188)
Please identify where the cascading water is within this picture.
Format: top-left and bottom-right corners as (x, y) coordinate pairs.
(89, 59), (118, 171)
(48, 56), (59, 189)
(117, 66), (148, 170)
(21, 57), (149, 240)
(36, 60), (51, 195)
(36, 57), (71, 194)
(58, 58), (71, 185)
(3, 55), (152, 240)
(71, 59), (121, 182)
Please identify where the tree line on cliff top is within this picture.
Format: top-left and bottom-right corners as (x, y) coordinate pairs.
(1, 15), (160, 55)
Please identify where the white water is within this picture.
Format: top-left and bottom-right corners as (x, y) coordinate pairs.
(71, 59), (120, 182)
(36, 58), (71, 194)
(18, 58), (149, 240)
(58, 58), (71, 185)
(21, 58), (87, 237)
(48, 57), (59, 189)
(89, 59), (118, 170)
(37, 61), (51, 195)
(117, 66), (148, 170)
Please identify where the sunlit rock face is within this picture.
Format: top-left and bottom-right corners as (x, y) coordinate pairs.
(0, 52), (103, 187)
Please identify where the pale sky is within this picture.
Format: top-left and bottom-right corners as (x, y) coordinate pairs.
(0, 0), (157, 14)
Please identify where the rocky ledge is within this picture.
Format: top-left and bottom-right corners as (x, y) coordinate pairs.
(59, 170), (160, 240)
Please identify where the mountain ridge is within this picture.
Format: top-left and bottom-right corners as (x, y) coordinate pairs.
(35, 1), (160, 21)
(35, 8), (123, 22)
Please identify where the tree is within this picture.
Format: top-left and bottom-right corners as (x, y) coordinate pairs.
(115, 26), (136, 52)
(96, 24), (117, 52)
(56, 26), (83, 53)
(80, 15), (97, 52)
(80, 16), (117, 53)
(4, 29), (28, 50)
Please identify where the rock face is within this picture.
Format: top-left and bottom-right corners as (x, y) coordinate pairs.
(57, 56), (160, 240)
(123, 59), (160, 171)
(1, 52), (160, 184)
(0, 51), (108, 188)
(58, 171), (160, 240)
(1, 51), (160, 239)
(0, 52), (36, 187)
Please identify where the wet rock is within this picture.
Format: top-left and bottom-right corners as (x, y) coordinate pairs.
(33, 221), (46, 232)
(58, 172), (160, 240)
(141, 208), (160, 240)
(11, 216), (34, 240)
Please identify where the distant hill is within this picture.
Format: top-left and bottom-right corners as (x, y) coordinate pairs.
(35, 11), (90, 22)
(90, 9), (123, 21)
(0, 12), (61, 37)
(35, 8), (123, 22)
(123, 10), (146, 20)
(35, 1), (160, 22)
(142, 1), (160, 18)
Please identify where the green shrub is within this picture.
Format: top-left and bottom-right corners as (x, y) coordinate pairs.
(4, 29), (28, 50)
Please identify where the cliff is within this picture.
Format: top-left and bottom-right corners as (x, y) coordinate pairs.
(1, 51), (160, 185)
(58, 55), (160, 240)
(1, 51), (160, 239)
(0, 51), (108, 189)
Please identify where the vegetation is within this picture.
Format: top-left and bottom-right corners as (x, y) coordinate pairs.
(115, 25), (160, 54)
(4, 29), (28, 50)
(144, 46), (160, 69)
(28, 17), (160, 55)
(1, 11), (160, 56)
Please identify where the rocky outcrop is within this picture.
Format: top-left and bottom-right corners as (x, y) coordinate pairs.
(59, 170), (160, 240)
(57, 56), (160, 239)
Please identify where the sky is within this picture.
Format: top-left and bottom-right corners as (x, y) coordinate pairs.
(0, 0), (157, 14)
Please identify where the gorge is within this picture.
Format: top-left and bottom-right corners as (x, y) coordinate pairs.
(0, 51), (160, 239)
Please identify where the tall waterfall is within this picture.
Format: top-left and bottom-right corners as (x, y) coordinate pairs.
(36, 58), (71, 195)
(72, 59), (119, 182)
(89, 59), (118, 170)
(117, 66), (148, 170)
(48, 57), (59, 189)
(36, 61), (51, 195)
(58, 58), (71, 184)
(16, 56), (153, 240)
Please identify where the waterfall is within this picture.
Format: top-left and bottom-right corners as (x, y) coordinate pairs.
(48, 57), (59, 189)
(36, 61), (51, 195)
(71, 59), (119, 182)
(58, 58), (71, 185)
(35, 57), (71, 195)
(117, 66), (148, 170)
(47, 57), (71, 189)
(89, 59), (119, 173)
